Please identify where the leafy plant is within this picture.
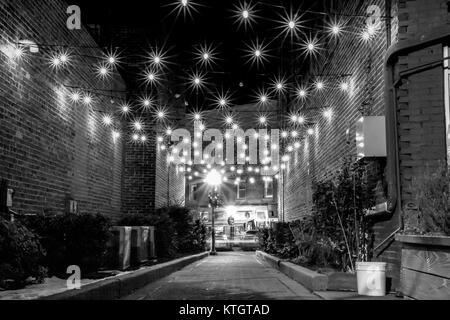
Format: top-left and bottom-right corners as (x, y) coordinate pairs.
(0, 217), (47, 289)
(414, 162), (450, 236)
(24, 213), (112, 276)
(312, 160), (376, 272)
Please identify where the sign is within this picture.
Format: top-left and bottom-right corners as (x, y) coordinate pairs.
(169, 121), (280, 175)
(66, 5), (81, 30)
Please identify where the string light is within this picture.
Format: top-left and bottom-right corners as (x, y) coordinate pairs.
(148, 46), (169, 69)
(326, 19), (344, 38)
(82, 94), (93, 106)
(96, 64), (111, 80)
(302, 35), (321, 56)
(314, 79), (325, 91)
(49, 51), (70, 69)
(167, 0), (200, 20)
(258, 114), (268, 126)
(102, 114), (113, 126)
(143, 69), (160, 85)
(133, 120), (143, 131)
(277, 9), (303, 40)
(194, 43), (217, 68)
(140, 96), (154, 110)
(224, 114), (234, 126)
(212, 90), (232, 109)
(154, 107), (169, 121)
(120, 103), (131, 115)
(281, 131), (288, 138)
(307, 128), (315, 135)
(232, 1), (257, 30)
(70, 91), (81, 102)
(296, 86), (308, 100)
(244, 39), (269, 68)
(323, 108), (333, 119)
(105, 50), (120, 67)
(189, 71), (207, 91)
(140, 135), (147, 143)
(272, 76), (287, 94)
(340, 81), (349, 91)
(132, 134), (139, 141)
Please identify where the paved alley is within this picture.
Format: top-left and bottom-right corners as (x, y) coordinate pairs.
(122, 251), (320, 300)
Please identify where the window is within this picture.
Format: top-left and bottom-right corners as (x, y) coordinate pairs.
(237, 182), (246, 199)
(264, 179), (274, 198)
(189, 184), (198, 201)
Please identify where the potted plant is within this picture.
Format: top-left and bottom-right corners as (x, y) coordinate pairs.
(395, 162), (450, 299)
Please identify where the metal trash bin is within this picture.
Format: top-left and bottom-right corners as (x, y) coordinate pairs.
(108, 226), (131, 270)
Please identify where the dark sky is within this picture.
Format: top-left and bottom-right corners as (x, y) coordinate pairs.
(72, 0), (324, 109)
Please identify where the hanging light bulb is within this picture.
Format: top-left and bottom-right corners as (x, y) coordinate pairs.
(133, 120), (143, 131)
(323, 108), (333, 119)
(70, 91), (81, 102)
(102, 114), (113, 126)
(82, 94), (93, 105)
(232, 1), (257, 30)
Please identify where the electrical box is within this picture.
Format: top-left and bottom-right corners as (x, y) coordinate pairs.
(356, 116), (387, 160)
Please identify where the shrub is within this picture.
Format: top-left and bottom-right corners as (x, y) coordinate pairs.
(24, 213), (112, 276)
(0, 217), (47, 289)
(118, 206), (207, 258)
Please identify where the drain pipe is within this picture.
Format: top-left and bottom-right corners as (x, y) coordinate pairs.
(384, 26), (450, 228)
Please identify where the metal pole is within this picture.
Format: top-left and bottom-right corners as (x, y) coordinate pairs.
(210, 188), (217, 255)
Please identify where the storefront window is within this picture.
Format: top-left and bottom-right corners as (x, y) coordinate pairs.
(237, 182), (246, 199)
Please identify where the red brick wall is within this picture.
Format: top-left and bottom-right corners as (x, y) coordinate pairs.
(0, 0), (126, 220)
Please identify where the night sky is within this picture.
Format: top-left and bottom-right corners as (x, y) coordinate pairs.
(72, 0), (324, 109)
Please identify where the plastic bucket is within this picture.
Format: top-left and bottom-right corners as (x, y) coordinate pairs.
(356, 262), (387, 297)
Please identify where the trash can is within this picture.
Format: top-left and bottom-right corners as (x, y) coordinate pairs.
(356, 262), (387, 297)
(130, 226), (149, 266)
(108, 226), (132, 270)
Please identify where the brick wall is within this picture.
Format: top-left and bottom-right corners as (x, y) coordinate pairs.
(284, 0), (392, 220)
(0, 0), (126, 220)
(282, 0), (403, 289)
(282, 0), (450, 292)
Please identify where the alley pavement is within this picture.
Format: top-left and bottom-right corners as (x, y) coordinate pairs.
(122, 250), (320, 300)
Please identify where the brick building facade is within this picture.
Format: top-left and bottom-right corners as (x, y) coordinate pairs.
(282, 0), (450, 292)
(0, 0), (126, 220)
(0, 0), (186, 221)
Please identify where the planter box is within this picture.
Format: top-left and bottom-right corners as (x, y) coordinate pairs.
(326, 272), (357, 292)
(108, 227), (132, 271)
(396, 234), (450, 300)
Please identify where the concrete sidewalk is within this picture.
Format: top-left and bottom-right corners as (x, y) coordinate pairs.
(122, 251), (320, 300)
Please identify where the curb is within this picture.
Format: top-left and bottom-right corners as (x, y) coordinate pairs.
(256, 251), (328, 292)
(39, 252), (209, 300)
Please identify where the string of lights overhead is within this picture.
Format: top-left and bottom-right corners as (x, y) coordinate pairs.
(2, 0), (384, 181)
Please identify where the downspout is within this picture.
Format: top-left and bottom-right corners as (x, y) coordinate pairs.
(384, 26), (450, 226)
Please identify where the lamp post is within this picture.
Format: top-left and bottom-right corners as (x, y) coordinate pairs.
(205, 169), (222, 256)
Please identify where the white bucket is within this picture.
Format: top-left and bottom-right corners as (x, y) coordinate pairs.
(356, 262), (387, 297)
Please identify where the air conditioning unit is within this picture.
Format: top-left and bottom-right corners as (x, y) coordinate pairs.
(356, 116), (387, 160)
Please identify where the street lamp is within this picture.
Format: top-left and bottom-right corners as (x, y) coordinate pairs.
(205, 169), (222, 256)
